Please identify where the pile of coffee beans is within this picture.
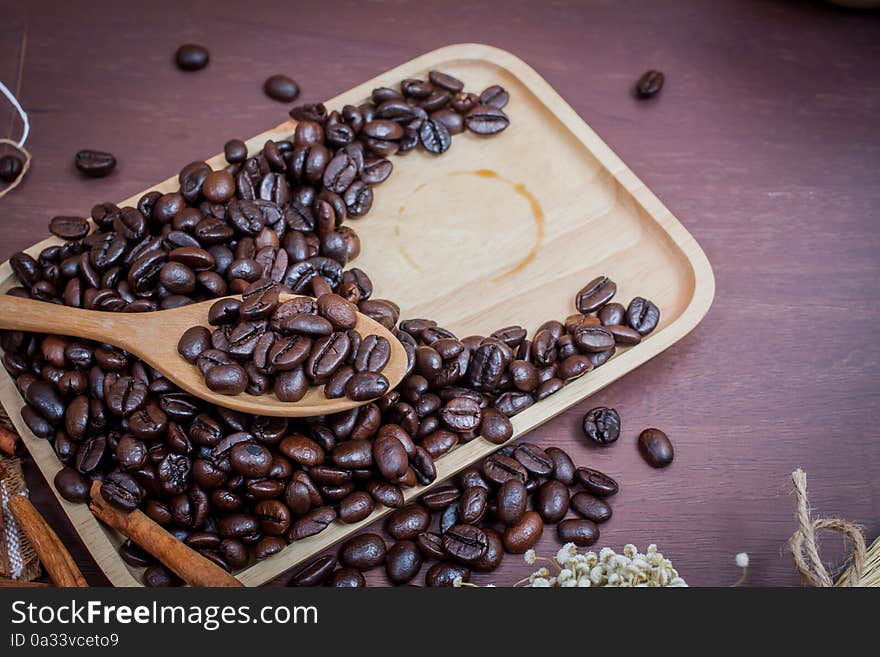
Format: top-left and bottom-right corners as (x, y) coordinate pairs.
(2, 69), (660, 586)
(278, 442), (618, 587)
(179, 281), (392, 401)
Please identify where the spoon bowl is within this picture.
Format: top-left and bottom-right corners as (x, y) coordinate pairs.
(0, 294), (408, 417)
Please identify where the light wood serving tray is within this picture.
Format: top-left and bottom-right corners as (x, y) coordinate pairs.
(0, 44), (714, 586)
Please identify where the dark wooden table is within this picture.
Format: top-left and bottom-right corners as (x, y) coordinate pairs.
(1, 0), (878, 587)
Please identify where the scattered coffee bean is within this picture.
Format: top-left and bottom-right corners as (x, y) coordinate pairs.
(582, 406), (621, 445)
(263, 75), (301, 102)
(638, 428), (674, 467)
(0, 154), (24, 182)
(74, 150), (116, 178)
(636, 70), (665, 98)
(175, 44), (210, 71)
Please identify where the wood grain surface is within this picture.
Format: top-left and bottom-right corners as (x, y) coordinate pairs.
(0, 0), (878, 587)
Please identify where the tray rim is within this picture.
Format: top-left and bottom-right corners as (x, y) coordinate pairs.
(0, 42), (714, 586)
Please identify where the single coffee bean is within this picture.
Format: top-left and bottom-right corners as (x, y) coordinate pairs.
(327, 567), (366, 588)
(638, 428), (674, 467)
(224, 139), (248, 164)
(482, 453), (527, 485)
(419, 117), (452, 154)
(263, 75), (300, 102)
(514, 442), (554, 476)
(74, 150), (116, 178)
(425, 562), (469, 587)
(205, 363), (248, 395)
(570, 492), (613, 523)
(288, 554), (337, 587)
(496, 478), (528, 526)
(177, 326), (211, 363)
(576, 276), (617, 313)
(49, 216), (90, 240)
(338, 491), (374, 523)
(442, 524), (488, 564)
(119, 539), (154, 568)
(288, 506), (337, 541)
(100, 471), (144, 512)
(440, 397), (482, 432)
(598, 302), (626, 326)
(54, 466), (90, 503)
(502, 510), (543, 553)
(534, 480), (570, 523)
(626, 297), (661, 335)
(546, 447), (576, 485)
(385, 540), (423, 585)
(143, 564), (182, 587)
(557, 519), (600, 547)
(339, 533), (386, 569)
(572, 326), (615, 353)
(230, 442), (273, 478)
(278, 434), (324, 467)
(385, 504), (431, 540)
(0, 154), (23, 182)
(636, 70), (664, 98)
(465, 105), (509, 135)
(175, 44), (210, 71)
(575, 467), (619, 497)
(479, 407), (513, 444)
(582, 407), (621, 445)
(473, 527), (504, 572)
(459, 486), (489, 524)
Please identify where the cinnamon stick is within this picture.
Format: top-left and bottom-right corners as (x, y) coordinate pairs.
(0, 577), (50, 588)
(0, 425), (19, 456)
(89, 481), (243, 587)
(8, 496), (88, 587)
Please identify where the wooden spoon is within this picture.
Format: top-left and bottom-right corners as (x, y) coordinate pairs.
(0, 294), (407, 417)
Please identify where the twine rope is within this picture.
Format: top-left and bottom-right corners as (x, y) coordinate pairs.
(0, 79), (31, 199)
(788, 468), (866, 587)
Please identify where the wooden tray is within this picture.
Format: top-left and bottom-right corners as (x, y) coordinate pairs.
(0, 43), (714, 586)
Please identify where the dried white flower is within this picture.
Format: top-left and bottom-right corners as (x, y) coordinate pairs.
(736, 552), (749, 568)
(524, 549), (537, 565)
(452, 576), (463, 587)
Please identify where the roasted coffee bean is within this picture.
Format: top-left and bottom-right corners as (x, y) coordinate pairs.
(205, 363), (248, 395)
(419, 118), (451, 154)
(465, 105), (509, 135)
(385, 504), (430, 540)
(509, 359), (538, 392)
(224, 139), (248, 164)
(332, 439), (373, 469)
(143, 564), (182, 587)
(636, 70), (665, 98)
(605, 324), (642, 345)
(576, 276), (617, 313)
(288, 506), (337, 541)
(0, 154), (23, 182)
(557, 354), (592, 380)
(340, 533), (386, 569)
(338, 491), (374, 523)
(496, 479), (528, 526)
(440, 397), (482, 432)
(177, 326), (211, 363)
(582, 407), (621, 445)
(638, 427), (674, 467)
(514, 442), (554, 476)
(421, 429), (458, 458)
(626, 297), (661, 335)
(479, 85), (509, 109)
(415, 532), (445, 561)
(493, 391), (534, 417)
(442, 524), (488, 564)
(482, 453), (527, 485)
(479, 407), (513, 444)
(572, 326), (615, 353)
(575, 467), (619, 497)
(230, 442), (273, 477)
(54, 466), (90, 503)
(26, 380), (65, 424)
(100, 471), (144, 512)
(175, 44), (209, 71)
(546, 447), (576, 485)
(421, 484), (460, 511)
(459, 486), (489, 525)
(288, 555), (337, 587)
(598, 302), (626, 326)
(49, 216), (90, 240)
(366, 480), (404, 508)
(264, 74), (300, 102)
(503, 510), (543, 553)
(557, 519), (600, 546)
(278, 434), (324, 466)
(327, 567), (366, 587)
(570, 492), (613, 523)
(353, 335), (391, 372)
(385, 540), (422, 585)
(534, 480), (570, 523)
(345, 371), (389, 401)
(74, 150), (117, 178)
(425, 562), (469, 587)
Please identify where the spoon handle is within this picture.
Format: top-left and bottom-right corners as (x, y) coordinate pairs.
(0, 295), (134, 344)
